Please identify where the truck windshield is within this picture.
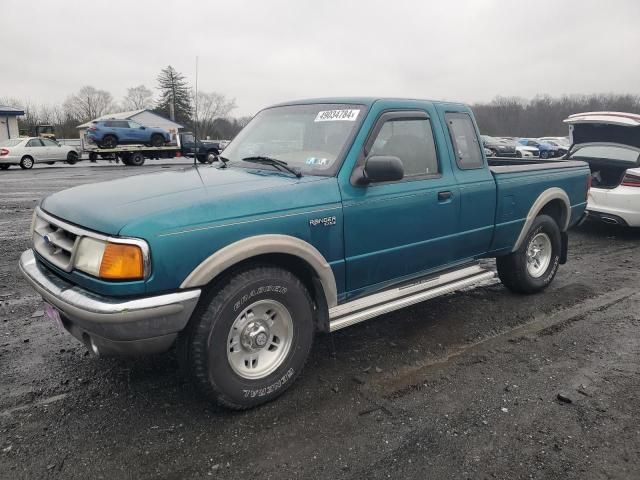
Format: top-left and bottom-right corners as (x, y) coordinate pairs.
(222, 103), (365, 176)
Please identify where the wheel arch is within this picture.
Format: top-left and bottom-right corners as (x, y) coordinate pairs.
(180, 235), (338, 329)
(512, 188), (570, 252)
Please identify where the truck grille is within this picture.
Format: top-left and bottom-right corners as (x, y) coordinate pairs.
(32, 210), (79, 272)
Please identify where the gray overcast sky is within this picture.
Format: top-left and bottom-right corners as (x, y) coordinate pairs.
(2, 0), (640, 116)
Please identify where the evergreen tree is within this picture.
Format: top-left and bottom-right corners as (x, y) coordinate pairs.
(155, 66), (192, 125)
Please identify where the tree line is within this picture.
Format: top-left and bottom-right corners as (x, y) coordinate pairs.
(472, 94), (640, 137)
(1, 66), (250, 140)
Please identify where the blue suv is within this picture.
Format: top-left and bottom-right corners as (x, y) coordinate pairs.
(87, 120), (170, 148)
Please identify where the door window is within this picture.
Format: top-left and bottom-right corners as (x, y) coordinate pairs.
(128, 121), (142, 129)
(41, 139), (58, 147)
(445, 113), (483, 169)
(27, 139), (44, 147)
(369, 118), (439, 178)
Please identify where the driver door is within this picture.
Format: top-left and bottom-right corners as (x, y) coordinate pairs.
(340, 108), (461, 295)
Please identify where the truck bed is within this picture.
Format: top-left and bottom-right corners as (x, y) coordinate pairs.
(488, 158), (587, 173)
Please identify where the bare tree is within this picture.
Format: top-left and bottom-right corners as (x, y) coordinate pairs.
(193, 91), (237, 138)
(63, 86), (115, 122)
(122, 85), (154, 110)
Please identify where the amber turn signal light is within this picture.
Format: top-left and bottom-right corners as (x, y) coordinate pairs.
(99, 243), (144, 280)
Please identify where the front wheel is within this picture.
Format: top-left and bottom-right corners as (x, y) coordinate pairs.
(497, 214), (561, 294)
(150, 134), (164, 147)
(540, 150), (549, 159)
(178, 265), (314, 410)
(66, 151), (79, 165)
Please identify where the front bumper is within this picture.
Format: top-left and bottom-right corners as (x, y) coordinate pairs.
(19, 249), (201, 356)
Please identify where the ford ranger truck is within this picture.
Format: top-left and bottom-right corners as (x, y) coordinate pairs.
(19, 98), (591, 409)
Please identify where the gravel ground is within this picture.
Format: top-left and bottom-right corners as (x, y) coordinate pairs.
(1, 162), (639, 479)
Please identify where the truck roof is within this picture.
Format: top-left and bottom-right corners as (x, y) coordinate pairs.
(268, 97), (469, 110)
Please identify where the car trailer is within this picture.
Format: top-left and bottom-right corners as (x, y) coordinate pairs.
(86, 145), (184, 166)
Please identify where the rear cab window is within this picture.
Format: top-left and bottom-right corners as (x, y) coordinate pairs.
(445, 112), (484, 169)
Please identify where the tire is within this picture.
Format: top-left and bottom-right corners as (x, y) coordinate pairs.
(206, 151), (218, 163)
(516, 150), (522, 158)
(491, 149), (499, 157)
(497, 214), (561, 294)
(89, 152), (98, 162)
(66, 151), (78, 165)
(0, 164), (9, 170)
(101, 135), (117, 148)
(128, 152), (145, 166)
(540, 150), (549, 159)
(150, 134), (164, 147)
(46, 161), (55, 165)
(20, 156), (34, 170)
(178, 265), (314, 410)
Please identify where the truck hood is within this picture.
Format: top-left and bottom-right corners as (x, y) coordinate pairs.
(41, 165), (331, 235)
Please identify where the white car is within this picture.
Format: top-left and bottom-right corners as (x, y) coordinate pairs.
(515, 145), (539, 157)
(564, 112), (640, 227)
(0, 137), (80, 170)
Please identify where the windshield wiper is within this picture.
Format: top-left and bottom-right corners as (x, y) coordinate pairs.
(241, 156), (302, 177)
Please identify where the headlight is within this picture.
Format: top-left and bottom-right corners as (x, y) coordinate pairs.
(75, 237), (147, 280)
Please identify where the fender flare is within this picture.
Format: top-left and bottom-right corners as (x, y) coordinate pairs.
(512, 187), (570, 252)
(180, 234), (338, 308)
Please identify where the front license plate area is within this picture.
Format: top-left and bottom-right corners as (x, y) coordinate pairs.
(44, 302), (64, 329)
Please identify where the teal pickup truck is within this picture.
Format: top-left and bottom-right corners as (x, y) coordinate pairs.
(19, 98), (591, 409)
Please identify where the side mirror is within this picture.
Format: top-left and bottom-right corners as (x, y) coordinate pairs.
(140, 126), (146, 130)
(359, 155), (404, 184)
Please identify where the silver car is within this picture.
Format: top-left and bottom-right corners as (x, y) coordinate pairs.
(0, 137), (80, 170)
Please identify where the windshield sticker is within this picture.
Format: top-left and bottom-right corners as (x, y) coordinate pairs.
(315, 109), (360, 122)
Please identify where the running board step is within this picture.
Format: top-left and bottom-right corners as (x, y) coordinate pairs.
(328, 265), (496, 332)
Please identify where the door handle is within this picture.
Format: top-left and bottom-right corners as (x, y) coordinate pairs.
(438, 191), (452, 201)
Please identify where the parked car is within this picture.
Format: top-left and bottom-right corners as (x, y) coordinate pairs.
(19, 97), (590, 409)
(537, 137), (569, 156)
(517, 138), (560, 159)
(564, 111), (640, 226)
(86, 120), (170, 148)
(515, 144), (539, 157)
(0, 137), (80, 170)
(481, 135), (517, 157)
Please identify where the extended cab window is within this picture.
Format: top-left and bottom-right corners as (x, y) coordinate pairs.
(445, 112), (483, 169)
(369, 119), (438, 177)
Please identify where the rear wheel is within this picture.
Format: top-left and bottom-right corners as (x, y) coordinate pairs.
(540, 150), (549, 159)
(206, 151), (218, 163)
(497, 214), (561, 294)
(128, 152), (146, 166)
(101, 135), (117, 148)
(20, 156), (34, 170)
(66, 151), (79, 165)
(150, 134), (164, 147)
(178, 265), (314, 410)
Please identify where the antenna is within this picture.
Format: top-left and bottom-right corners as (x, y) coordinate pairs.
(193, 55), (199, 167)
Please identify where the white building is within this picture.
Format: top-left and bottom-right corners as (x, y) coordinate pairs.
(0, 106), (24, 142)
(77, 109), (184, 149)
